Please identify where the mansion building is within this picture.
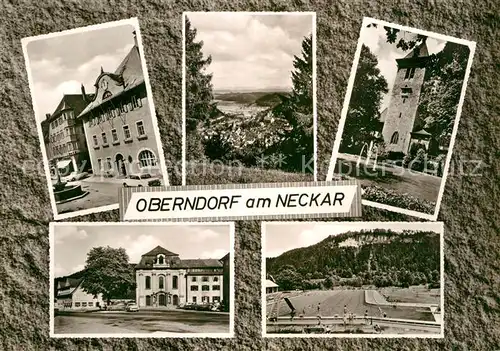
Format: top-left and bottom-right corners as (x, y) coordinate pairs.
(135, 246), (226, 308)
(77, 31), (162, 178)
(41, 95), (91, 177)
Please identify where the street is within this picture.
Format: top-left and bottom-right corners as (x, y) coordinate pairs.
(55, 178), (123, 214)
(54, 310), (230, 335)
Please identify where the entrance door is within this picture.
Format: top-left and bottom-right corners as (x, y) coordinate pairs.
(146, 295), (151, 306)
(173, 294), (179, 306)
(115, 153), (127, 176)
(159, 294), (166, 306)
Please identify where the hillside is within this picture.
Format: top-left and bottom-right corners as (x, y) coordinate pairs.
(266, 229), (440, 290)
(214, 91), (290, 107)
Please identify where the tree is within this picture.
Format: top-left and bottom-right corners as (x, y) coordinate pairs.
(81, 246), (135, 305)
(340, 44), (388, 153)
(418, 42), (470, 145)
(271, 34), (314, 172)
(185, 17), (218, 159)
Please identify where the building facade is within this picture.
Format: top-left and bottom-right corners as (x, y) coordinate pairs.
(77, 31), (162, 178)
(135, 246), (225, 308)
(41, 95), (91, 177)
(265, 279), (279, 294)
(55, 277), (103, 310)
(220, 253), (230, 311)
(381, 43), (431, 155)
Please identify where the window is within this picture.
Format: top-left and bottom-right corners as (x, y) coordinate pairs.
(123, 125), (131, 140)
(93, 135), (98, 146)
(172, 275), (178, 289)
(202, 296), (209, 303)
(390, 132), (399, 144)
(190, 285), (199, 291)
(158, 255), (164, 264)
(404, 67), (416, 80)
(202, 276), (209, 282)
(191, 277), (197, 282)
(75, 302), (81, 307)
(106, 157), (112, 170)
(97, 159), (102, 171)
(82, 302), (87, 307)
(101, 132), (108, 145)
(213, 296), (220, 303)
(399, 112), (402, 118)
(121, 102), (128, 113)
(192, 296), (197, 303)
(202, 285), (210, 291)
(132, 96), (141, 109)
(401, 87), (412, 99)
(145, 276), (151, 289)
(138, 150), (157, 168)
(213, 277), (219, 282)
(159, 276), (164, 289)
(111, 129), (118, 143)
(136, 121), (145, 137)
(212, 285), (220, 291)
(88, 302), (93, 307)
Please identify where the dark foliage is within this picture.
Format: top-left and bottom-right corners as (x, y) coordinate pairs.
(267, 229), (440, 289)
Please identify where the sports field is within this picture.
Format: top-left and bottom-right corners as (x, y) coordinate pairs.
(268, 290), (435, 322)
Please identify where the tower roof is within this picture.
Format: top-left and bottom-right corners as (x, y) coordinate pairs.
(403, 42), (429, 59)
(47, 94), (91, 122)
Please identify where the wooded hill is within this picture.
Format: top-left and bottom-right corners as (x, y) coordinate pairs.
(266, 229), (440, 290)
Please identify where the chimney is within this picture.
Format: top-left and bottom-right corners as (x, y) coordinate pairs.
(45, 113), (51, 120)
(81, 84), (87, 102)
(133, 30), (138, 47)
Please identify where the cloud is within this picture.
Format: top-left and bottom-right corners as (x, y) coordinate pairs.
(123, 234), (165, 263)
(190, 228), (220, 242)
(200, 248), (227, 259)
(189, 13), (312, 91)
(54, 227), (88, 244)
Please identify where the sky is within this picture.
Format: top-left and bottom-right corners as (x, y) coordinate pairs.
(25, 24), (136, 122)
(265, 222), (442, 258)
(53, 224), (231, 277)
(360, 23), (447, 111)
(187, 13), (313, 92)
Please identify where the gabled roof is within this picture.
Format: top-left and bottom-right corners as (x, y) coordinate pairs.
(46, 94), (90, 122)
(142, 245), (178, 257)
(266, 279), (278, 288)
(179, 259), (223, 268)
(403, 42), (429, 59)
(411, 129), (432, 137)
(78, 42), (145, 118)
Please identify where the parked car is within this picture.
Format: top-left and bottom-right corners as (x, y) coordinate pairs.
(61, 171), (89, 182)
(126, 303), (140, 312)
(122, 173), (162, 187)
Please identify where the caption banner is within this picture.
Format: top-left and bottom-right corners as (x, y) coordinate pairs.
(119, 181), (362, 221)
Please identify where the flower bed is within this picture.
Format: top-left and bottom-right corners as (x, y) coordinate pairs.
(362, 185), (435, 214)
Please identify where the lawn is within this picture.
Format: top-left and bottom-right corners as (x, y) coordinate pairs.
(334, 153), (441, 203)
(185, 161), (314, 185)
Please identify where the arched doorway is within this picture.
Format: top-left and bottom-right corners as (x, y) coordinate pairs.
(173, 294), (179, 306)
(159, 293), (166, 306)
(115, 153), (127, 176)
(146, 295), (151, 306)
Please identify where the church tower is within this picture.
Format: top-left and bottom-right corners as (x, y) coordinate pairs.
(381, 42), (430, 154)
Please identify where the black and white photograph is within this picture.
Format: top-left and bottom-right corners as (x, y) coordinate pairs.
(22, 18), (169, 220)
(50, 222), (234, 338)
(326, 17), (476, 220)
(183, 12), (316, 185)
(262, 221), (444, 337)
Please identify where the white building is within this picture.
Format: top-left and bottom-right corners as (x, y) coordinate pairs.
(135, 246), (224, 307)
(55, 277), (103, 310)
(266, 279), (279, 294)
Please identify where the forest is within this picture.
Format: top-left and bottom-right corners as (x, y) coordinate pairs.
(266, 229), (441, 291)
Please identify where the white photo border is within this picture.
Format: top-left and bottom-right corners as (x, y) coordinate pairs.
(181, 11), (318, 185)
(261, 221), (445, 338)
(21, 17), (170, 221)
(49, 221), (235, 338)
(325, 17), (477, 221)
